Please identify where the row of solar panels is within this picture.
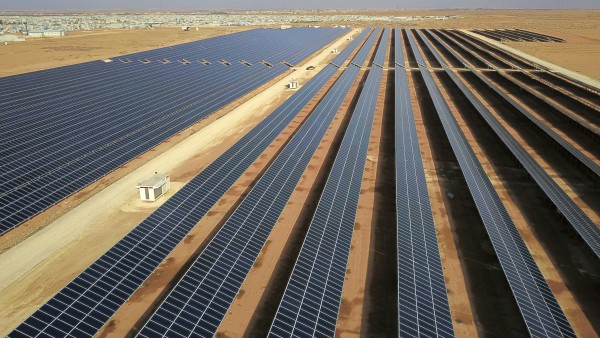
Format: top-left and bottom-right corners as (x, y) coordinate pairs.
(7, 27), (373, 338)
(0, 27), (348, 235)
(406, 28), (577, 337)
(472, 29), (565, 43)
(394, 29), (455, 338)
(419, 29), (600, 260)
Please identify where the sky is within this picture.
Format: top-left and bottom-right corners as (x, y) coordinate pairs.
(1, 0), (599, 10)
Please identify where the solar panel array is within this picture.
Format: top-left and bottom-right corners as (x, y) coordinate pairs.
(0, 27), (347, 235)
(8, 28), (355, 338)
(136, 28), (377, 338)
(268, 27), (386, 338)
(432, 30), (600, 178)
(450, 29), (600, 100)
(394, 29), (454, 338)
(431, 30), (600, 138)
(472, 29), (565, 43)
(406, 28), (576, 338)
(420, 29), (600, 260)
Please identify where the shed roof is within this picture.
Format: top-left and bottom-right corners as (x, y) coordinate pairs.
(137, 173), (169, 188)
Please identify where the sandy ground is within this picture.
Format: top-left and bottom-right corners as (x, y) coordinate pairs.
(0, 29), (351, 336)
(0, 27), (249, 77)
(0, 63), (291, 253)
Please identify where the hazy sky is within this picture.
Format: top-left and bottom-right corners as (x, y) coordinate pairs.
(1, 0), (599, 10)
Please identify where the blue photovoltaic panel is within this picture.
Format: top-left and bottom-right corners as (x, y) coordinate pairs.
(136, 28), (377, 338)
(0, 27), (348, 235)
(394, 29), (454, 338)
(421, 29), (600, 261)
(8, 28), (356, 338)
(268, 27), (386, 338)
(406, 28), (575, 338)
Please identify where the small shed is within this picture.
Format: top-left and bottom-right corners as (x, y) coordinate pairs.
(136, 173), (171, 202)
(288, 79), (298, 89)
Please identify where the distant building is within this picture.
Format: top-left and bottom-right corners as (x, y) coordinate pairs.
(281, 25), (292, 29)
(136, 173), (171, 202)
(27, 29), (65, 37)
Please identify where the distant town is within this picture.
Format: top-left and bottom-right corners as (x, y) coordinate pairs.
(0, 11), (457, 35)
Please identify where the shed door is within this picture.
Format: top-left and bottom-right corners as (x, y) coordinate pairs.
(145, 188), (150, 200)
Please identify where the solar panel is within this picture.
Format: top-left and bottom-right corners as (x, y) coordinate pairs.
(136, 28), (377, 338)
(7, 29), (356, 338)
(0, 27), (349, 235)
(419, 29), (600, 260)
(268, 27), (386, 338)
(406, 28), (576, 338)
(394, 29), (455, 338)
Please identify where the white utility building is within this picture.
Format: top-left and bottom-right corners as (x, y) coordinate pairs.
(288, 79), (298, 89)
(136, 173), (171, 202)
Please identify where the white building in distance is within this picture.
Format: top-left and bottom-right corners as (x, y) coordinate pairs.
(27, 29), (65, 37)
